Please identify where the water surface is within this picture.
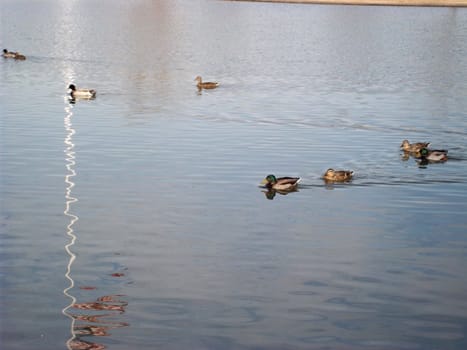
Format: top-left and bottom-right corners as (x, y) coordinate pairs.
(1, 1), (467, 349)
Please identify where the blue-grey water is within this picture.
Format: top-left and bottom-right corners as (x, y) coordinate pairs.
(1, 1), (467, 349)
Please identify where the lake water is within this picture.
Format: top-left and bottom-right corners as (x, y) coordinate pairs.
(1, 1), (467, 349)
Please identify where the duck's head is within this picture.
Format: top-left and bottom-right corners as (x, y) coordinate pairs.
(400, 140), (410, 148)
(324, 168), (335, 177)
(260, 174), (277, 186)
(194, 76), (202, 82)
(68, 84), (76, 91)
(3, 49), (8, 54)
(419, 148), (429, 157)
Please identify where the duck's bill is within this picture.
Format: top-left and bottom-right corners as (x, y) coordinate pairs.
(260, 179), (268, 185)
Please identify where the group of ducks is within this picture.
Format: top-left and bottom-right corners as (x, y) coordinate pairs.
(3, 49), (218, 95)
(4, 53), (447, 194)
(260, 169), (354, 193)
(64, 78), (448, 196)
(2, 48), (26, 60)
(62, 74), (349, 194)
(400, 139), (448, 164)
(260, 140), (448, 194)
(67, 76), (218, 100)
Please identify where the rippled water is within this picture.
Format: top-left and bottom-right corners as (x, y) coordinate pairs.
(1, 1), (467, 349)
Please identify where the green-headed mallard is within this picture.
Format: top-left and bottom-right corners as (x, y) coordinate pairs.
(68, 84), (96, 99)
(3, 48), (25, 60)
(400, 139), (430, 153)
(323, 168), (353, 182)
(260, 174), (301, 191)
(418, 148), (448, 163)
(195, 76), (219, 89)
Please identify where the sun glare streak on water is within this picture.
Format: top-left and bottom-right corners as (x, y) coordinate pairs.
(62, 101), (78, 350)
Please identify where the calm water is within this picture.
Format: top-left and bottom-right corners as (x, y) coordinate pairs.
(1, 1), (467, 349)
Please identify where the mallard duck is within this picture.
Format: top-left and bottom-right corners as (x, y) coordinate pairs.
(3, 49), (25, 59)
(400, 140), (430, 153)
(195, 76), (219, 89)
(68, 84), (96, 98)
(2, 49), (16, 58)
(418, 148), (448, 163)
(323, 168), (354, 182)
(260, 174), (301, 191)
(3, 49), (26, 60)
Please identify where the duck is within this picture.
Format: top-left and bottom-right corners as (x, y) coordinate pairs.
(260, 174), (301, 191)
(68, 84), (96, 98)
(2, 49), (16, 58)
(2, 48), (25, 59)
(400, 139), (430, 153)
(195, 76), (219, 89)
(14, 53), (26, 60)
(323, 168), (354, 182)
(418, 147), (448, 163)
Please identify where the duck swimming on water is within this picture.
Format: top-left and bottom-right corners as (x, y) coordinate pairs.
(260, 174), (301, 191)
(195, 76), (219, 89)
(418, 148), (448, 164)
(322, 168), (354, 182)
(400, 140), (430, 153)
(2, 49), (16, 58)
(2, 49), (26, 60)
(68, 84), (96, 99)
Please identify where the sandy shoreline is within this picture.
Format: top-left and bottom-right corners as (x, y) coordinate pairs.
(227, 0), (467, 6)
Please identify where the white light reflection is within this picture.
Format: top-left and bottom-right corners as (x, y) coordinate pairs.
(62, 99), (78, 350)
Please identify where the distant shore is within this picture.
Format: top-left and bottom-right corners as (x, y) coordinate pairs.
(227, 0), (467, 6)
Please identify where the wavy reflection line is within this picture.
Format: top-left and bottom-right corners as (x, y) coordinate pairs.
(62, 101), (78, 350)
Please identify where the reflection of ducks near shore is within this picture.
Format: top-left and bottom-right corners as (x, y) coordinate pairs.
(69, 294), (129, 350)
(322, 168), (353, 183)
(68, 338), (106, 350)
(2, 48), (26, 60)
(73, 295), (128, 313)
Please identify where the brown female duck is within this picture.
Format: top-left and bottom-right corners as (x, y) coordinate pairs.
(195, 76), (219, 89)
(400, 139), (430, 153)
(323, 168), (354, 182)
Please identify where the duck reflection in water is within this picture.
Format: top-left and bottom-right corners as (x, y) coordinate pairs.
(68, 294), (129, 350)
(68, 339), (106, 350)
(73, 295), (128, 312)
(67, 96), (95, 105)
(262, 188), (299, 200)
(400, 152), (410, 161)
